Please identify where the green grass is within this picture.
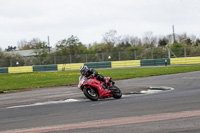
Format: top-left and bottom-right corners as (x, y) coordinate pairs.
(1, 65), (200, 92)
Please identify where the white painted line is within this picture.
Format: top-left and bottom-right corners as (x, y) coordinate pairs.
(149, 86), (174, 90)
(141, 89), (163, 94)
(6, 99), (79, 109)
(141, 86), (174, 94)
(6, 87), (174, 109)
(160, 86), (174, 90)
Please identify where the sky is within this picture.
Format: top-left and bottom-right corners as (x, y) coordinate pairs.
(0, 0), (200, 49)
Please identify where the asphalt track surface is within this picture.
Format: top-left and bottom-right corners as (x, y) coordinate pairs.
(0, 71), (200, 133)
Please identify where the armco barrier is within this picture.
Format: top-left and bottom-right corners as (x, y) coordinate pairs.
(141, 59), (170, 66)
(170, 57), (200, 65)
(0, 67), (8, 74)
(111, 60), (140, 68)
(33, 65), (57, 72)
(8, 66), (33, 73)
(84, 62), (111, 69)
(57, 63), (84, 71)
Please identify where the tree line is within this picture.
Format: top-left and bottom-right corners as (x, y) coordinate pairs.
(1, 30), (200, 67)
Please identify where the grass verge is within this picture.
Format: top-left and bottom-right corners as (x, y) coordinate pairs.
(0, 65), (200, 92)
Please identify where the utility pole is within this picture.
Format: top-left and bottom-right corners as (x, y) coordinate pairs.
(167, 25), (177, 59)
(47, 36), (50, 53)
(172, 25), (176, 44)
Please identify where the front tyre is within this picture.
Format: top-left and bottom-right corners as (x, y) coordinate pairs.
(83, 87), (99, 101)
(112, 85), (122, 99)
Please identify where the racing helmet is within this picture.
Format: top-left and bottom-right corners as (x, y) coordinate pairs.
(80, 65), (88, 75)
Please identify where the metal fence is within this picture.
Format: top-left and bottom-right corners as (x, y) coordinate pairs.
(0, 47), (200, 67)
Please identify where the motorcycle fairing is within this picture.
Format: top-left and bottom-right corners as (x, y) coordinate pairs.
(82, 77), (113, 98)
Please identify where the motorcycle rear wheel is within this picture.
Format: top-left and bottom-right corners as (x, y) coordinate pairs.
(83, 87), (99, 101)
(112, 85), (122, 99)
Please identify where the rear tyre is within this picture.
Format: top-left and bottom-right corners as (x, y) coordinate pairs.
(83, 87), (99, 101)
(112, 85), (122, 99)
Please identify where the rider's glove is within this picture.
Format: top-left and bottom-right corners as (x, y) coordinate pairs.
(88, 74), (95, 79)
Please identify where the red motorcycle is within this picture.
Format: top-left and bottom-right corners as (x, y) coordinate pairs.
(78, 76), (122, 101)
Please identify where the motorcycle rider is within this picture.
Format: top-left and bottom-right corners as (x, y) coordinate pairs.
(80, 65), (109, 87)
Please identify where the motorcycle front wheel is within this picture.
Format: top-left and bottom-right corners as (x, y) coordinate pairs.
(83, 87), (99, 101)
(112, 85), (122, 99)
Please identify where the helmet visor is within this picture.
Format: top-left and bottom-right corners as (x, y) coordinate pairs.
(80, 68), (87, 75)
